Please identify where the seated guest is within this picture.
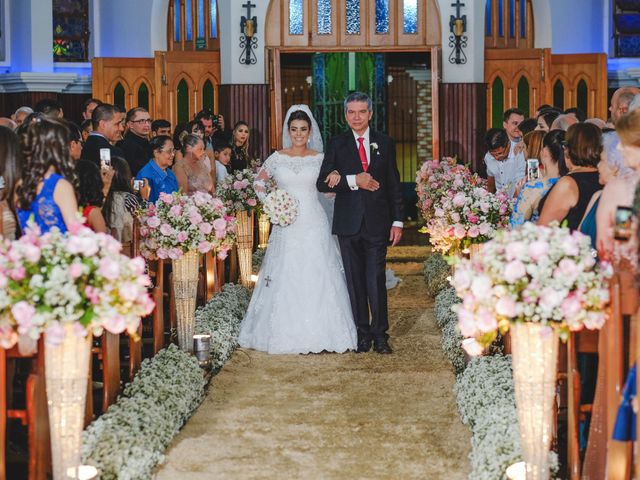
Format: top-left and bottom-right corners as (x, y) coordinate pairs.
(511, 130), (566, 227)
(152, 119), (172, 137)
(565, 107), (587, 123)
(34, 98), (64, 119)
(516, 118), (537, 137)
(173, 134), (213, 194)
(136, 135), (178, 203)
(116, 107), (152, 176)
(0, 126), (21, 239)
(16, 119), (79, 233)
(483, 128), (525, 196)
(83, 103), (125, 166)
(537, 123), (603, 230)
(75, 160), (108, 233)
(550, 114), (579, 131)
(65, 121), (84, 162)
(214, 142), (232, 185)
(0, 118), (16, 130)
(609, 87), (640, 126)
(103, 157), (146, 244)
(585, 118), (607, 130)
(11, 106), (33, 127)
(82, 98), (102, 121)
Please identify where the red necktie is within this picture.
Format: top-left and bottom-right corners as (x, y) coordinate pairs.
(357, 137), (368, 172)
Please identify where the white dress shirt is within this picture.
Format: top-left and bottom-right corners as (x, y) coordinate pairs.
(345, 128), (403, 229)
(484, 140), (526, 197)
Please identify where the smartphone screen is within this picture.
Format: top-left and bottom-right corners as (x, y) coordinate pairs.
(100, 148), (111, 168)
(527, 159), (540, 181)
(614, 206), (634, 241)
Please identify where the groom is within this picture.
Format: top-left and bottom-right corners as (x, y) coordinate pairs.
(317, 92), (404, 354)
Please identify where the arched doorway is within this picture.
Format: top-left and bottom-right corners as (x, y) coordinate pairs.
(265, 0), (442, 218)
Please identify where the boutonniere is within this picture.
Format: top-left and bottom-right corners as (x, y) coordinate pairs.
(370, 142), (380, 155)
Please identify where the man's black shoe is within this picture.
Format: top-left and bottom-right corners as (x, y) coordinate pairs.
(373, 339), (393, 354)
(356, 338), (372, 353)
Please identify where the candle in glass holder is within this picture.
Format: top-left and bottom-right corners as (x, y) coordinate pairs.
(66, 465), (99, 480)
(193, 334), (211, 368)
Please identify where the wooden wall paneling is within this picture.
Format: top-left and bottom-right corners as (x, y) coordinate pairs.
(339, 0), (367, 47)
(268, 48), (283, 151)
(425, 0), (441, 47)
(368, 0), (396, 47)
(218, 84), (271, 162)
(439, 83), (486, 175)
(397, 0), (426, 46)
(90, 57), (155, 113)
(311, 0), (338, 47)
(265, 0), (282, 47)
(283, 0), (309, 47)
(431, 46), (440, 160)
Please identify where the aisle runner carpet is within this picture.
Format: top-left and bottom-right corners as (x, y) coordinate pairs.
(156, 258), (470, 479)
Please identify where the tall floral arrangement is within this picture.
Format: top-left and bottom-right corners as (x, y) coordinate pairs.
(0, 224), (155, 347)
(216, 168), (261, 214)
(138, 191), (236, 260)
(451, 222), (610, 355)
(427, 185), (512, 255)
(416, 157), (485, 225)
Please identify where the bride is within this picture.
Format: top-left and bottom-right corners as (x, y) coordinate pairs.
(238, 105), (357, 354)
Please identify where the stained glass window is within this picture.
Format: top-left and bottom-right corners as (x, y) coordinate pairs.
(346, 0), (360, 34)
(138, 83), (149, 110)
(114, 83), (125, 111)
(177, 79), (189, 124)
(520, 0), (526, 38)
(52, 0), (89, 62)
(577, 80), (588, 115)
(210, 0), (217, 38)
(376, 0), (389, 34)
(317, 0), (331, 34)
(485, 0), (491, 36)
(517, 76), (529, 117)
(203, 80), (214, 111)
(197, 0), (205, 38)
(0, 0), (5, 61)
(491, 77), (504, 128)
(175, 0), (181, 42)
(509, 0), (515, 38)
(497, 0), (503, 37)
(185, 0), (193, 41)
(289, 0), (303, 35)
(553, 80), (564, 110)
(404, 0), (418, 34)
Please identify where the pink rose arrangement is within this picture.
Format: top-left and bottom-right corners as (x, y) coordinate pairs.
(216, 168), (261, 214)
(426, 185), (512, 255)
(0, 224), (155, 348)
(138, 191), (236, 260)
(416, 157), (485, 225)
(451, 222), (611, 356)
(263, 189), (300, 227)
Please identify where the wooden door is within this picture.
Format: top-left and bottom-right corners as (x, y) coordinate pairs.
(268, 48), (283, 151)
(154, 51), (221, 128)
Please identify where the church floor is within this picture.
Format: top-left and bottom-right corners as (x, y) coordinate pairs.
(155, 256), (470, 479)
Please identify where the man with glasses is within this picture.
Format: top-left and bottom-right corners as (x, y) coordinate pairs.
(483, 127), (525, 197)
(117, 107), (153, 176)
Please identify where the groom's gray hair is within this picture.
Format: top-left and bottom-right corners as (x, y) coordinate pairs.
(344, 92), (373, 113)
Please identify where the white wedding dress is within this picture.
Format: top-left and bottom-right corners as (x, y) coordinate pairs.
(238, 151), (357, 354)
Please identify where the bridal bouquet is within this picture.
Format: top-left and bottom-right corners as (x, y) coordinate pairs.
(138, 191), (236, 260)
(451, 222), (611, 355)
(426, 185), (512, 255)
(416, 157), (485, 225)
(263, 189), (299, 227)
(0, 224), (155, 347)
(216, 168), (260, 214)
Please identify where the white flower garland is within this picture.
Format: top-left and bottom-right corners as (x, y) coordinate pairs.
(81, 283), (251, 479)
(423, 253), (452, 298)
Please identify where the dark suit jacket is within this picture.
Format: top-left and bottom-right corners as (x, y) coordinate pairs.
(116, 131), (152, 176)
(317, 130), (404, 237)
(82, 133), (124, 167)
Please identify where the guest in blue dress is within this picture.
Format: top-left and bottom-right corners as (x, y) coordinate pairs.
(15, 118), (79, 234)
(136, 135), (179, 203)
(510, 130), (567, 227)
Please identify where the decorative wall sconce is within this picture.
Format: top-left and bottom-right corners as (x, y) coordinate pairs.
(448, 0), (468, 65)
(239, 1), (258, 65)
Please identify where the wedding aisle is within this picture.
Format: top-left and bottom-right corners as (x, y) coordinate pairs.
(156, 249), (470, 479)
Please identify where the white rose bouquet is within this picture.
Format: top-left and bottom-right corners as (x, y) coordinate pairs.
(451, 222), (611, 356)
(263, 189), (300, 227)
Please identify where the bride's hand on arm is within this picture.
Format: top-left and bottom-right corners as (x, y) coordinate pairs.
(325, 170), (341, 189)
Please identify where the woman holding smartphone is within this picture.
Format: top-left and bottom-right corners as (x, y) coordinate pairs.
(510, 130), (567, 227)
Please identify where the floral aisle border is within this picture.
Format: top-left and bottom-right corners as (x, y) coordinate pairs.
(82, 283), (251, 479)
(427, 254), (526, 479)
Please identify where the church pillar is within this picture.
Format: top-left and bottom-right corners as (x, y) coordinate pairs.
(435, 0), (487, 172)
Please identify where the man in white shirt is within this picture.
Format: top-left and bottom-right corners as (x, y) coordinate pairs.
(483, 127), (526, 197)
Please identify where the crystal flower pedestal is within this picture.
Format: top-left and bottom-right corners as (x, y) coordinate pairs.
(44, 324), (92, 480)
(510, 322), (559, 480)
(172, 250), (201, 353)
(236, 210), (254, 287)
(258, 213), (271, 249)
